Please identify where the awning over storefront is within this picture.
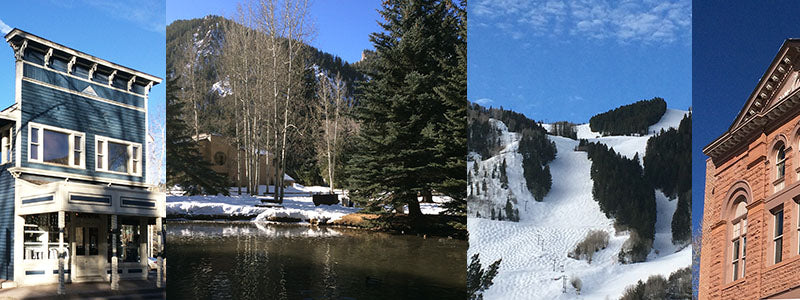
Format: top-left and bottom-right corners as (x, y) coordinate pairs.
(15, 179), (165, 218)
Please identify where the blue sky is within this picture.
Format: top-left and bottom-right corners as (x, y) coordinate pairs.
(0, 0), (166, 183)
(692, 2), (800, 233)
(468, 0), (691, 123)
(167, 0), (383, 64)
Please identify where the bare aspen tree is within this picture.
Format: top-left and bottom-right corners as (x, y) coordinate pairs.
(216, 0), (314, 199)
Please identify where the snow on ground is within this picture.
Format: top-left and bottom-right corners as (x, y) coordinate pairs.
(468, 119), (537, 219)
(404, 195), (452, 215)
(167, 185), (359, 223)
(167, 184), (450, 223)
(650, 190), (684, 259)
(648, 108), (689, 134)
(573, 109), (689, 161)
(469, 109), (690, 299)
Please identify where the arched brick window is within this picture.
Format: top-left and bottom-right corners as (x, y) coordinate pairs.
(724, 181), (751, 283)
(731, 199), (747, 281)
(776, 144), (787, 179)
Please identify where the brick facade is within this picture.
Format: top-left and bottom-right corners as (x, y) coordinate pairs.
(701, 39), (800, 299)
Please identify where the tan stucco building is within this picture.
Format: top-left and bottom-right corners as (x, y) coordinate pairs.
(701, 39), (800, 299)
(195, 133), (294, 188)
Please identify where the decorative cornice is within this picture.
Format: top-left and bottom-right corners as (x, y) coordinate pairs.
(5, 28), (161, 84)
(704, 39), (800, 161)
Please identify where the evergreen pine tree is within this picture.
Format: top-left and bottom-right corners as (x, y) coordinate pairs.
(166, 77), (229, 196)
(434, 0), (467, 215)
(500, 158), (508, 189)
(347, 0), (463, 218)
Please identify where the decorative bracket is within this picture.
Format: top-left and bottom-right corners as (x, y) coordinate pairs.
(12, 40), (28, 61)
(67, 56), (76, 74)
(127, 76), (137, 91)
(108, 70), (117, 86)
(145, 81), (153, 97)
(88, 63), (98, 79)
(44, 48), (53, 67)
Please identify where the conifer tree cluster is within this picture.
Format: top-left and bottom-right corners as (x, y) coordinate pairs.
(548, 121), (578, 139)
(643, 114), (692, 244)
(468, 103), (556, 202)
(166, 77), (230, 196)
(582, 140), (656, 254)
(347, 0), (466, 217)
(589, 97), (667, 136)
(520, 133), (554, 201)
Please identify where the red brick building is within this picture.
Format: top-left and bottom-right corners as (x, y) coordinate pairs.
(701, 39), (800, 299)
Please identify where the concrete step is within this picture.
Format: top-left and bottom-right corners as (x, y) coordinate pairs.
(1, 280), (17, 289)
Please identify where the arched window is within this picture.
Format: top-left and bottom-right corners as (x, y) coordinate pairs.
(776, 144), (786, 179)
(214, 151), (226, 165)
(731, 200), (747, 281)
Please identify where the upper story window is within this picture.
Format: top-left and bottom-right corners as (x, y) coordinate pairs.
(28, 123), (85, 168)
(774, 208), (784, 264)
(1, 126), (12, 165)
(776, 145), (786, 179)
(731, 201), (747, 281)
(95, 136), (141, 176)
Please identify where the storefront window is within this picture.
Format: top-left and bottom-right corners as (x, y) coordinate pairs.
(23, 213), (64, 260)
(121, 223), (140, 263)
(109, 217), (141, 263)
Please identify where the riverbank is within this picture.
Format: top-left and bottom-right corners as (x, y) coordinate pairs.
(167, 184), (465, 239)
(168, 212), (467, 239)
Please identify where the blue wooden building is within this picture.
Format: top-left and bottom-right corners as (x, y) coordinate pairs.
(1, 29), (164, 289)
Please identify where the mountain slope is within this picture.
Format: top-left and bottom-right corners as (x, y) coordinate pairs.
(468, 108), (691, 299)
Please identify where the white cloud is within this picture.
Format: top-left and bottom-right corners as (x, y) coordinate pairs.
(471, 0), (691, 46)
(83, 0), (166, 34)
(475, 98), (494, 105)
(0, 18), (12, 35)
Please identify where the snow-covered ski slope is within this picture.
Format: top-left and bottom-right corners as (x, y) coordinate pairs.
(468, 108), (690, 299)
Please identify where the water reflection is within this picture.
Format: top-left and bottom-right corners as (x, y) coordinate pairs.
(167, 222), (467, 300)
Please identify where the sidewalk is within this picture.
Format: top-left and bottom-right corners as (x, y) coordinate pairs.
(0, 279), (164, 300)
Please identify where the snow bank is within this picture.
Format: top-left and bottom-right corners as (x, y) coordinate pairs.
(167, 185), (358, 223)
(168, 185), (451, 223)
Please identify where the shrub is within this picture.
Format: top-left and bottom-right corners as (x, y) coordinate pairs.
(618, 231), (653, 264)
(571, 276), (582, 295)
(568, 230), (610, 263)
(620, 267), (691, 300)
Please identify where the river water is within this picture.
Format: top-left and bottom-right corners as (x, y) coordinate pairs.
(166, 221), (467, 299)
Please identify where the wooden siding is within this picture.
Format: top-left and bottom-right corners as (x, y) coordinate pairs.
(23, 64), (145, 108)
(20, 80), (146, 184)
(0, 164), (15, 281)
(21, 47), (148, 97)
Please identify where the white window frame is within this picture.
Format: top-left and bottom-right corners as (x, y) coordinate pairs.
(94, 135), (142, 176)
(776, 145), (786, 179)
(774, 209), (784, 264)
(1, 126), (12, 165)
(731, 218), (746, 281)
(27, 122), (85, 169)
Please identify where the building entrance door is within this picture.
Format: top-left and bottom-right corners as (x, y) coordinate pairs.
(72, 214), (106, 280)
